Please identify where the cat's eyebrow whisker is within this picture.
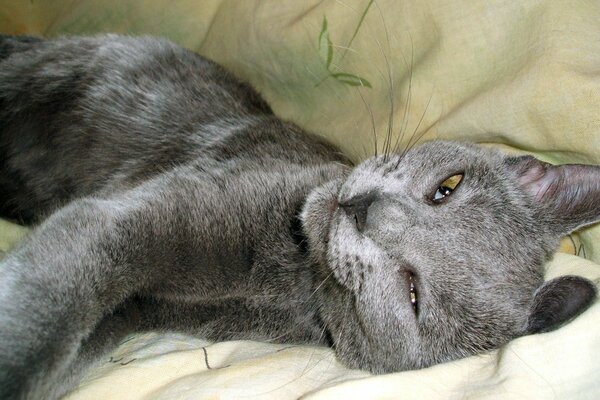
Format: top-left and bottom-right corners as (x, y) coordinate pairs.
(360, 143), (370, 161)
(393, 33), (415, 157)
(357, 89), (378, 158)
(361, 31), (391, 159)
(335, 0), (394, 160)
(409, 92), (434, 148)
(395, 86), (434, 168)
(334, 0), (376, 64)
(371, 0), (395, 163)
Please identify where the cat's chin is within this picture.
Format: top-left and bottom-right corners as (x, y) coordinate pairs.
(300, 179), (344, 264)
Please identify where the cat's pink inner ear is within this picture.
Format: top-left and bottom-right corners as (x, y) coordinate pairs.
(506, 155), (600, 235)
(512, 157), (558, 201)
(506, 155), (561, 201)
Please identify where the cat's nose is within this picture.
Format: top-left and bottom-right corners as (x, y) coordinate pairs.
(338, 192), (376, 232)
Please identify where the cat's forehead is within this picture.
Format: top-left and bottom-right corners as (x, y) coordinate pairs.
(388, 141), (501, 173)
(342, 141), (503, 199)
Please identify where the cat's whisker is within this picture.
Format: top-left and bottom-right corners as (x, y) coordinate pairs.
(360, 0), (413, 170)
(370, 0), (396, 162)
(310, 271), (334, 299)
(334, 0), (376, 64)
(370, 1), (412, 165)
(332, 0), (394, 161)
(395, 87), (434, 168)
(505, 347), (558, 398)
(359, 143), (370, 161)
(246, 324), (334, 398)
(331, 44), (359, 54)
(393, 33), (415, 156)
(243, 272), (333, 304)
(254, 273), (333, 344)
(298, 324), (333, 379)
(335, 295), (353, 352)
(356, 89), (378, 158)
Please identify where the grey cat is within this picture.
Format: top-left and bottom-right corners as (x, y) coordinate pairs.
(0, 34), (598, 400)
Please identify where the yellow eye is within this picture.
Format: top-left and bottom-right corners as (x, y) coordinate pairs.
(433, 173), (463, 202)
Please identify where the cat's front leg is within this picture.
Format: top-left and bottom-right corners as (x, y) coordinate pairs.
(0, 195), (173, 399)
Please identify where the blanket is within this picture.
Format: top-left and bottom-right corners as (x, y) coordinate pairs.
(1, 0), (599, 398)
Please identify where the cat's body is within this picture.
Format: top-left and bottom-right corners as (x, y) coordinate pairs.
(0, 34), (598, 400)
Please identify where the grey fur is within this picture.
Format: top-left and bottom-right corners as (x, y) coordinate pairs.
(0, 34), (598, 399)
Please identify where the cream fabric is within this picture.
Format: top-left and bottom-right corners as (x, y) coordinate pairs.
(63, 254), (600, 400)
(1, 0), (599, 398)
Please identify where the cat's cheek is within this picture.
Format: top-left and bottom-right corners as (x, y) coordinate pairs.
(329, 293), (419, 374)
(300, 179), (344, 261)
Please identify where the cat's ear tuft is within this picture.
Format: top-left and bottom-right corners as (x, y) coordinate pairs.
(527, 275), (596, 334)
(505, 155), (600, 236)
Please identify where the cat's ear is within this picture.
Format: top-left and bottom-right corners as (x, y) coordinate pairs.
(527, 275), (596, 333)
(505, 155), (600, 236)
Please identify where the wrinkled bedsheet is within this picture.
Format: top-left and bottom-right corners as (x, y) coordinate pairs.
(1, 1), (599, 398)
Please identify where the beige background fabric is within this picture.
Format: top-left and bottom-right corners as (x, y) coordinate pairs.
(1, 0), (599, 398)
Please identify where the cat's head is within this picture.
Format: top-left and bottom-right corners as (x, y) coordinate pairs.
(301, 140), (599, 373)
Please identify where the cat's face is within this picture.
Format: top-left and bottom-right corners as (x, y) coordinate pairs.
(301, 141), (598, 373)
